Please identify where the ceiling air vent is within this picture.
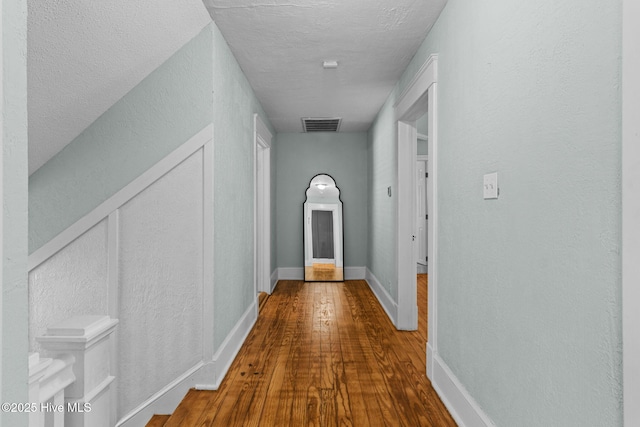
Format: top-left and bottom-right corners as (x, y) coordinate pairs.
(301, 117), (342, 132)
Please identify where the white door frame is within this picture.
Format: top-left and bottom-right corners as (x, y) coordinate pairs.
(417, 155), (428, 268)
(623, 0), (640, 423)
(254, 114), (272, 295)
(394, 54), (438, 356)
(0, 0), (4, 391)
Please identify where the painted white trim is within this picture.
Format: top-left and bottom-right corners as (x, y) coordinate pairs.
(276, 267), (365, 282)
(365, 269), (398, 327)
(254, 114), (272, 296)
(426, 82), (439, 378)
(0, 0), (4, 398)
(29, 125), (217, 425)
(28, 124), (214, 271)
(270, 269), (279, 293)
(116, 300), (258, 424)
(278, 267), (305, 281)
(395, 55), (438, 332)
(304, 202), (344, 270)
(210, 299), (258, 389)
(431, 354), (496, 427)
(107, 211), (120, 321)
(202, 137), (215, 369)
(115, 362), (205, 427)
(344, 266), (366, 280)
(623, 0), (640, 424)
(395, 55), (438, 117)
(107, 210), (120, 423)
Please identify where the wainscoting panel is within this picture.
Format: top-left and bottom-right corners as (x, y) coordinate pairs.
(28, 125), (216, 424)
(117, 149), (204, 417)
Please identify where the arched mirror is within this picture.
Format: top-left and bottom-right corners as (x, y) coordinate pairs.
(304, 174), (344, 281)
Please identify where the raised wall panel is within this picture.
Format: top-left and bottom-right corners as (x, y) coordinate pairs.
(117, 150), (204, 417)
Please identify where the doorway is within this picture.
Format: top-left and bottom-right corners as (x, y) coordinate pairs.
(395, 55), (438, 378)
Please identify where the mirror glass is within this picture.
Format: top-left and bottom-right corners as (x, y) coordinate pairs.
(304, 174), (344, 281)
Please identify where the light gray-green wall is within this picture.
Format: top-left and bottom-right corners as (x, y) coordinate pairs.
(2, 0), (29, 425)
(368, 0), (622, 425)
(368, 94), (398, 299)
(29, 25), (213, 254)
(276, 132), (368, 269)
(211, 23), (275, 350)
(28, 20), (276, 357)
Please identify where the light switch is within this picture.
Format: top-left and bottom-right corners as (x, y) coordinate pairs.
(483, 172), (498, 199)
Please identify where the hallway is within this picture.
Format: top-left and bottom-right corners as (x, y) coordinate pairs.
(150, 276), (455, 426)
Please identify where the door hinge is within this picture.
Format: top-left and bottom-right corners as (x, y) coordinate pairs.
(425, 214), (428, 220)
(425, 173), (429, 178)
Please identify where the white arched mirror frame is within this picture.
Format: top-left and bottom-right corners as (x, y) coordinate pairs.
(304, 202), (343, 269)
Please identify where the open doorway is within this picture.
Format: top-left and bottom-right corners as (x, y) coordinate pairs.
(416, 112), (429, 274)
(395, 55), (438, 379)
(416, 113), (429, 347)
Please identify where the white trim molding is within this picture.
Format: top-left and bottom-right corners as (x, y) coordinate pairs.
(431, 354), (496, 427)
(208, 299), (258, 389)
(275, 267), (366, 283)
(344, 266), (366, 280)
(254, 114), (272, 295)
(117, 299), (258, 425)
(394, 55), (438, 335)
(623, 0), (640, 424)
(116, 362), (205, 427)
(28, 125), (214, 271)
(28, 124), (219, 427)
(365, 269), (398, 327)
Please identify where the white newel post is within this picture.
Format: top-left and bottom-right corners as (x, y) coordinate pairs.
(29, 353), (51, 427)
(29, 352), (76, 427)
(37, 315), (118, 427)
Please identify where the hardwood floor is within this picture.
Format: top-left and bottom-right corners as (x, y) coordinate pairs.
(304, 264), (344, 281)
(154, 275), (455, 426)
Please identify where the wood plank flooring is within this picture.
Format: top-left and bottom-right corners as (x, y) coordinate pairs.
(155, 275), (455, 426)
(304, 264), (344, 281)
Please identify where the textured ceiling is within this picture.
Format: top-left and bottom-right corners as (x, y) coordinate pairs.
(204, 0), (447, 133)
(27, 0), (211, 174)
(28, 0), (447, 174)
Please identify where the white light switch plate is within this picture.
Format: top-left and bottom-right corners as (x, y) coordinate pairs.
(484, 172), (498, 199)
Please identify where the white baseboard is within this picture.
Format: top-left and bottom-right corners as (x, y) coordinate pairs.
(116, 300), (258, 425)
(364, 269), (398, 327)
(431, 353), (495, 427)
(270, 269), (278, 293)
(427, 342), (435, 379)
(210, 300), (258, 389)
(278, 267), (304, 280)
(344, 266), (366, 280)
(115, 362), (205, 427)
(276, 266), (366, 282)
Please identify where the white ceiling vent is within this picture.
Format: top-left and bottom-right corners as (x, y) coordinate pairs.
(301, 117), (342, 132)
